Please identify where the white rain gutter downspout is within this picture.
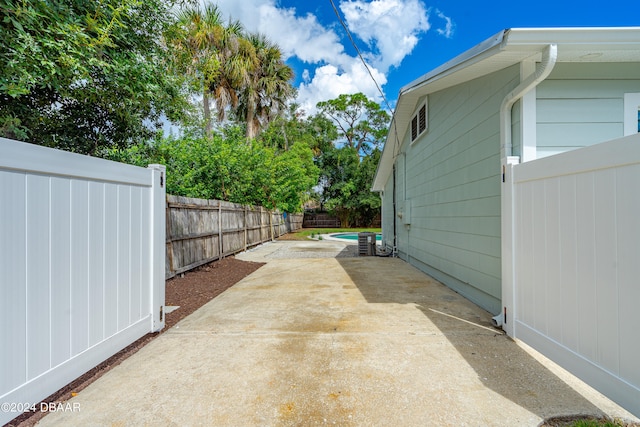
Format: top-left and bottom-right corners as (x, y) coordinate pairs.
(500, 43), (558, 159)
(497, 43), (557, 332)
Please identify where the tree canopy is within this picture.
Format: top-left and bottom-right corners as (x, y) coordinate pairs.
(106, 125), (319, 213)
(166, 4), (294, 139)
(1, 1), (387, 219)
(316, 92), (390, 156)
(0, 0), (188, 153)
(312, 93), (389, 226)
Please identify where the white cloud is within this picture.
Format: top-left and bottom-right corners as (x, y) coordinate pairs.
(302, 69), (311, 84)
(205, 0), (437, 114)
(213, 0), (344, 63)
(296, 60), (388, 115)
(339, 0), (430, 71)
(435, 9), (454, 38)
(258, 7), (345, 64)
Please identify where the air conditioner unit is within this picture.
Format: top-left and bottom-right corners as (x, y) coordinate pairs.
(358, 232), (377, 256)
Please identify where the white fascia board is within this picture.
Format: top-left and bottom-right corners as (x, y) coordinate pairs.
(504, 27), (640, 46)
(372, 118), (398, 191)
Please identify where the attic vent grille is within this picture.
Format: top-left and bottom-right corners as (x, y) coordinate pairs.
(410, 98), (428, 144)
(411, 116), (418, 140)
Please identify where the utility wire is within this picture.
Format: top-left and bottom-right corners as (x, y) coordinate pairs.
(328, 0), (402, 161)
(328, 0), (393, 114)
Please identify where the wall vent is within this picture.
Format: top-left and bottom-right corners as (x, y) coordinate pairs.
(410, 98), (428, 143)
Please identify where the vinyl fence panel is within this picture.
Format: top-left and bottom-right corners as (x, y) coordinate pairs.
(507, 133), (640, 417)
(0, 138), (165, 425)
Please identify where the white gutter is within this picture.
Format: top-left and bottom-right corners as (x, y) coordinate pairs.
(499, 43), (558, 159)
(400, 30), (507, 95)
(499, 43), (557, 334)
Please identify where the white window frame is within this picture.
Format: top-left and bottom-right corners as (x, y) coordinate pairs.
(623, 93), (640, 136)
(410, 98), (428, 144)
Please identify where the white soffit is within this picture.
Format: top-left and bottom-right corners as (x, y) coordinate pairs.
(402, 27), (640, 98)
(372, 27), (640, 192)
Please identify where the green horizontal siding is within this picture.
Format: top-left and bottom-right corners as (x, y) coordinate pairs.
(417, 195), (501, 218)
(538, 123), (623, 148)
(381, 176), (395, 249)
(536, 63), (640, 157)
(410, 215), (501, 240)
(538, 99), (622, 123)
(392, 65), (518, 313)
(537, 80), (640, 98)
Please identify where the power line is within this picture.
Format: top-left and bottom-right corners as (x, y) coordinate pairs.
(328, 0), (402, 162)
(327, 0), (393, 114)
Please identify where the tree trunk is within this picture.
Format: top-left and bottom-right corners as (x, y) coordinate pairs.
(245, 102), (257, 140)
(337, 208), (350, 228)
(281, 122), (289, 150)
(203, 88), (212, 138)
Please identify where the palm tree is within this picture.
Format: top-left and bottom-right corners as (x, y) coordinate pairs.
(168, 4), (256, 137)
(238, 33), (294, 140)
(211, 19), (256, 125)
(168, 3), (224, 136)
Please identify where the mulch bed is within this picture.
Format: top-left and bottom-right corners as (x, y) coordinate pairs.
(6, 256), (264, 427)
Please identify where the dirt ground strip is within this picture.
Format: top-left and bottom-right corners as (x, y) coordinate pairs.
(6, 256), (264, 427)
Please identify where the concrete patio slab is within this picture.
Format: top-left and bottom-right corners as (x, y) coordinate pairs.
(36, 241), (638, 426)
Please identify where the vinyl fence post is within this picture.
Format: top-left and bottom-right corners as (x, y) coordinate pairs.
(148, 164), (166, 332)
(500, 157), (519, 338)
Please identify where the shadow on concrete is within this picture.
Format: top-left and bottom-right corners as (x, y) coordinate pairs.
(337, 257), (608, 421)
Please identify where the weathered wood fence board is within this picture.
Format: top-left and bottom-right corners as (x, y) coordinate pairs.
(302, 212), (341, 228)
(165, 195), (303, 278)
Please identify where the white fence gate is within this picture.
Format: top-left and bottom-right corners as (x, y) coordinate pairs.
(0, 138), (165, 425)
(503, 133), (640, 417)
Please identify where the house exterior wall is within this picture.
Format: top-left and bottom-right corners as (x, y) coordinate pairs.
(388, 65), (520, 314)
(536, 63), (640, 157)
(381, 168), (395, 251)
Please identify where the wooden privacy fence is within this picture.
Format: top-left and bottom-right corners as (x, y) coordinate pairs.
(302, 212), (341, 228)
(166, 195), (303, 278)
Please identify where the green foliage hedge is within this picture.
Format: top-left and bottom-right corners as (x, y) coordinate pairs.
(105, 126), (318, 213)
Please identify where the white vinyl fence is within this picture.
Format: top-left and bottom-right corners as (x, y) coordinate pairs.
(502, 133), (640, 417)
(0, 138), (165, 425)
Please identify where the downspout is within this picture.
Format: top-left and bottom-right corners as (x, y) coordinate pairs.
(500, 44), (558, 159)
(392, 164), (397, 256)
(496, 43), (557, 331)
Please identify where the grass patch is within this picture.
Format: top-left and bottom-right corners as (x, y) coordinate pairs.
(284, 228), (381, 241)
(571, 421), (625, 427)
(541, 416), (639, 427)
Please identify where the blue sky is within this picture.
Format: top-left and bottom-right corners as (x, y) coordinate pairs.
(211, 0), (638, 115)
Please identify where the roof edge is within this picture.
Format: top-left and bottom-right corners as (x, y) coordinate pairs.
(373, 26), (640, 192)
(399, 29), (509, 96)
